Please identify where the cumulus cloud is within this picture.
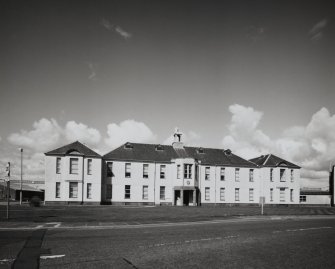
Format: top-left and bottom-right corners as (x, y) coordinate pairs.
(100, 18), (132, 39)
(8, 118), (101, 152)
(222, 104), (335, 188)
(105, 120), (156, 149)
(309, 19), (328, 41)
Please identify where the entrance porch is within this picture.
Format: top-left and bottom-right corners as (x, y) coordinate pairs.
(173, 187), (199, 206)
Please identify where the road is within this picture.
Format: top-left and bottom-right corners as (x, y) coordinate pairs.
(1, 216), (335, 268)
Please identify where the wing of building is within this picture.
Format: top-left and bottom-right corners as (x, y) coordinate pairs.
(44, 131), (301, 206)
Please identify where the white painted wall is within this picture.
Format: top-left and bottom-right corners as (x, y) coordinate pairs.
(300, 195), (331, 205)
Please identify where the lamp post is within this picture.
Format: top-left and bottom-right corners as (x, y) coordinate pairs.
(20, 148), (23, 205)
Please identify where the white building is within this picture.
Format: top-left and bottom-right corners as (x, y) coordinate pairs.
(44, 132), (301, 206)
(44, 141), (102, 204)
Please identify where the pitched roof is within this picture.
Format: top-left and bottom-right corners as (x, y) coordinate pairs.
(45, 141), (101, 158)
(249, 154), (300, 169)
(0, 182), (43, 192)
(103, 143), (258, 167)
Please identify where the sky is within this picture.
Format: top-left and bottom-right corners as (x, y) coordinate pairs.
(1, 0), (334, 188)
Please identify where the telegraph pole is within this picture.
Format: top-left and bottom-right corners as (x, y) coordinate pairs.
(20, 148), (23, 205)
(6, 162), (10, 219)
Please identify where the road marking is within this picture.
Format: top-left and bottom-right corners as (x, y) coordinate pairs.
(0, 258), (15, 263)
(40, 254), (65, 260)
(273, 226), (333, 233)
(139, 235), (238, 249)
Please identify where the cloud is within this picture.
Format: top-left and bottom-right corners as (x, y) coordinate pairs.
(8, 118), (101, 152)
(222, 104), (335, 188)
(105, 120), (156, 149)
(163, 129), (202, 146)
(100, 18), (132, 39)
(309, 19), (328, 41)
(87, 62), (98, 81)
(65, 121), (101, 145)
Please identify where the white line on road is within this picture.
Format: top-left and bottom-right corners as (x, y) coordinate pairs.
(40, 254), (65, 260)
(273, 226), (333, 233)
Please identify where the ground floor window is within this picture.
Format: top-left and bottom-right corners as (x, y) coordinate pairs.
(56, 182), (60, 198)
(87, 183), (92, 199)
(300, 195), (306, 202)
(125, 185), (131, 199)
(270, 188), (273, 202)
(220, 188), (225, 201)
(279, 188), (285, 202)
(235, 188), (240, 201)
(160, 186), (165, 200)
(290, 189), (294, 202)
(143, 185), (148, 200)
(249, 188), (254, 201)
(205, 187), (210, 201)
(69, 182), (78, 198)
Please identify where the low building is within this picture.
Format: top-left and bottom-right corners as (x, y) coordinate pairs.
(299, 188), (331, 206)
(0, 181), (44, 201)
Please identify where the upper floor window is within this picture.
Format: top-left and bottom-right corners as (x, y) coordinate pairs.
(249, 169), (254, 182)
(125, 163), (131, 178)
(56, 158), (61, 174)
(106, 162), (113, 177)
(70, 158), (79, 174)
(235, 168), (240, 182)
(290, 169), (294, 182)
(184, 164), (192, 179)
(87, 159), (92, 175)
(160, 165), (166, 179)
(143, 164), (149, 178)
(205, 167), (210, 180)
(177, 165), (181, 179)
(220, 167), (225, 181)
(280, 169), (286, 182)
(270, 168), (273, 182)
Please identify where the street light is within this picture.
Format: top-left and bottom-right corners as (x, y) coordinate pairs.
(19, 148), (23, 205)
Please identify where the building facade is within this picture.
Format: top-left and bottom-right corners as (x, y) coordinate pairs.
(44, 132), (301, 206)
(45, 141), (102, 204)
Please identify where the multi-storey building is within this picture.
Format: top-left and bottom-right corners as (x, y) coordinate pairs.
(44, 131), (301, 205)
(45, 141), (102, 204)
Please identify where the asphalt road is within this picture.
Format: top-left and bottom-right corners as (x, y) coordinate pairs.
(2, 216), (335, 268)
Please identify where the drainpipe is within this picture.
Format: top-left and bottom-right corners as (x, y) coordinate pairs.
(198, 161), (201, 206)
(214, 165), (217, 206)
(81, 156), (84, 205)
(153, 162), (156, 206)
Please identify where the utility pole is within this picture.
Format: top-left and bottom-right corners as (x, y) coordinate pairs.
(20, 148), (23, 205)
(6, 162), (10, 219)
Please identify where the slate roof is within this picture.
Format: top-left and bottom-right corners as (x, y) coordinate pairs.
(249, 154), (300, 169)
(103, 143), (258, 168)
(45, 141), (101, 158)
(0, 182), (43, 192)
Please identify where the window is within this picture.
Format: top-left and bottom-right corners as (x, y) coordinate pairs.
(280, 169), (286, 182)
(249, 169), (254, 182)
(300, 195), (306, 203)
(220, 167), (225, 181)
(143, 185), (148, 200)
(87, 183), (92, 199)
(235, 188), (240, 201)
(125, 163), (131, 178)
(87, 159), (92, 175)
(106, 162), (113, 177)
(205, 187), (210, 201)
(69, 182), (78, 198)
(56, 158), (61, 174)
(184, 164), (192, 179)
(125, 185), (131, 199)
(70, 158), (78, 174)
(270, 168), (273, 182)
(290, 169), (294, 182)
(279, 188), (285, 202)
(270, 188), (273, 202)
(235, 168), (240, 182)
(143, 164), (149, 178)
(106, 184), (112, 199)
(160, 165), (166, 179)
(177, 165), (181, 179)
(55, 182), (61, 198)
(249, 188), (254, 201)
(205, 167), (210, 180)
(220, 188), (225, 201)
(160, 186), (165, 200)
(290, 189), (294, 202)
